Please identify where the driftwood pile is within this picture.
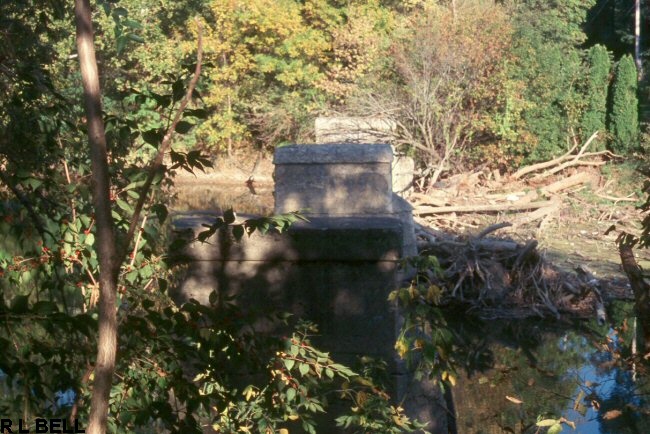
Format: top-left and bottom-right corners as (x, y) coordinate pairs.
(416, 222), (608, 321)
(410, 132), (630, 230)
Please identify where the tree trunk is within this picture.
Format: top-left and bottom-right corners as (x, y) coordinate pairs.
(634, 0), (643, 78)
(619, 244), (650, 353)
(74, 1), (119, 433)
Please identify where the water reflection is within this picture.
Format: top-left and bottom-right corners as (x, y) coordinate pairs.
(170, 182), (274, 215)
(446, 303), (650, 434)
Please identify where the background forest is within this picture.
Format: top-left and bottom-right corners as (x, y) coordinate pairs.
(0, 0), (648, 433)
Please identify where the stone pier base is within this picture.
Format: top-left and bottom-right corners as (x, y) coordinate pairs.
(170, 144), (446, 432)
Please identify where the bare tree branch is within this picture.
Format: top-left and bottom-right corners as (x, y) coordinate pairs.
(121, 20), (203, 264)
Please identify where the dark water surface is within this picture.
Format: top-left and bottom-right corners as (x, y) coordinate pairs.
(446, 303), (650, 434)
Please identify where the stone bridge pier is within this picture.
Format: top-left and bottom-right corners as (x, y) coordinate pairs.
(171, 144), (447, 432)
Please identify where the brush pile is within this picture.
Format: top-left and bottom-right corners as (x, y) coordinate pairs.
(415, 222), (608, 321)
(410, 132), (633, 231)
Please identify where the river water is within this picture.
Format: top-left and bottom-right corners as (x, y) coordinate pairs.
(172, 182), (650, 434)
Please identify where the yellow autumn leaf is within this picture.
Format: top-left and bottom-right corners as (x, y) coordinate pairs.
(395, 338), (409, 358)
(357, 391), (368, 406)
(602, 409), (623, 420)
(536, 419), (559, 427)
(243, 386), (258, 401)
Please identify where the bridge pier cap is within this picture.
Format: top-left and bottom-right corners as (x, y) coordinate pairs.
(273, 143), (394, 217)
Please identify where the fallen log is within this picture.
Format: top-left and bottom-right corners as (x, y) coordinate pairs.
(414, 199), (555, 215)
(511, 143), (579, 180)
(596, 193), (638, 203)
(541, 171), (596, 193)
(512, 200), (561, 226)
(530, 160), (606, 182)
(512, 132), (598, 179)
(410, 192), (448, 207)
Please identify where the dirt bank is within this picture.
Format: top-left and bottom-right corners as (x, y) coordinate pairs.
(173, 152), (274, 185)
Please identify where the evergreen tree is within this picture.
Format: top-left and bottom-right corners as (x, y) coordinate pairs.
(610, 54), (640, 154)
(505, 0), (595, 162)
(581, 44), (611, 150)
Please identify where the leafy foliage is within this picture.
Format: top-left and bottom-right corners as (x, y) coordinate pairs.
(581, 44), (612, 150)
(191, 209), (309, 244)
(1, 0), (649, 431)
(353, 0), (512, 182)
(1, 5), (424, 430)
(610, 54), (640, 154)
(504, 0), (595, 162)
(390, 256), (458, 388)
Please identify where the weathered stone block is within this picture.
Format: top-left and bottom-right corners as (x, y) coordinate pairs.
(392, 154), (415, 195)
(274, 144), (393, 216)
(314, 116), (396, 144)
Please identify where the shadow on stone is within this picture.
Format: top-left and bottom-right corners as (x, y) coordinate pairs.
(169, 143), (447, 433)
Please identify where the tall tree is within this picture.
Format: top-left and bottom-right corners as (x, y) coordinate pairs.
(610, 54), (640, 154)
(73, 2), (203, 431)
(74, 1), (118, 432)
(581, 44), (612, 150)
(634, 0), (642, 76)
(505, 0), (595, 162)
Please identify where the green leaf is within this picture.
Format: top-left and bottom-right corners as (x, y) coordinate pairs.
(128, 34), (144, 43)
(116, 35), (128, 54)
(223, 209), (236, 224)
(125, 270), (138, 284)
(299, 363), (310, 377)
(197, 228), (215, 242)
(24, 177), (42, 190)
(175, 121), (194, 134)
(284, 359), (296, 371)
(548, 423), (562, 434)
(112, 7), (128, 17)
(116, 199), (133, 213)
(142, 129), (163, 146)
(150, 93), (171, 108)
(122, 19), (142, 29)
(151, 203), (168, 223)
(286, 387), (296, 402)
(85, 233), (95, 246)
(10, 295), (29, 313)
(183, 108), (208, 119)
(172, 79), (185, 103)
(232, 225), (244, 241)
(536, 419), (560, 427)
